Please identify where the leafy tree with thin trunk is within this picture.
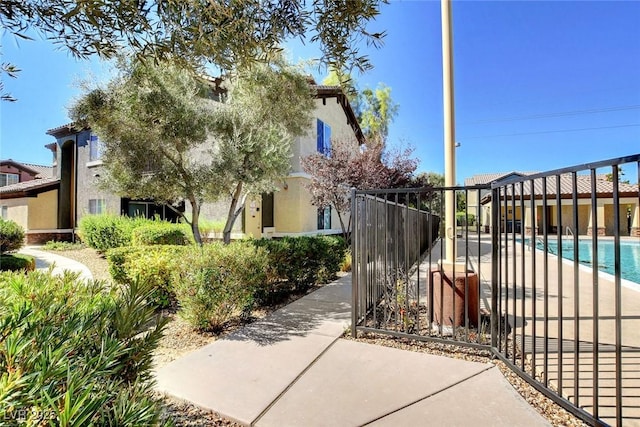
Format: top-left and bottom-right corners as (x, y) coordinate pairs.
(71, 58), (218, 244)
(210, 60), (316, 244)
(302, 137), (417, 241)
(71, 57), (315, 245)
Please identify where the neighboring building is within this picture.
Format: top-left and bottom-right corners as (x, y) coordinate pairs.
(34, 81), (362, 241)
(0, 160), (60, 242)
(465, 171), (640, 237)
(464, 171), (538, 232)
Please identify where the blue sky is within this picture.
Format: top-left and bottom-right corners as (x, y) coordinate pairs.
(1, 0), (639, 182)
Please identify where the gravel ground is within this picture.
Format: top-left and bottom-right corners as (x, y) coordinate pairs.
(46, 247), (590, 426)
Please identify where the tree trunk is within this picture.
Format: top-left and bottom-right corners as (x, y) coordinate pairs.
(223, 182), (247, 245)
(336, 209), (348, 242)
(190, 199), (203, 245)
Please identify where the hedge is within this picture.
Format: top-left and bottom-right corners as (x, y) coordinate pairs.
(252, 235), (347, 292)
(107, 245), (185, 308)
(131, 222), (193, 246)
(174, 242), (268, 331)
(78, 214), (149, 252)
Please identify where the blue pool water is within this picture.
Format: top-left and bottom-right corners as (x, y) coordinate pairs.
(534, 238), (640, 285)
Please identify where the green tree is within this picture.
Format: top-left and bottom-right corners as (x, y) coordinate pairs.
(71, 58), (218, 244)
(410, 172), (444, 213)
(1, 0), (386, 101)
(210, 60), (316, 244)
(71, 57), (314, 245)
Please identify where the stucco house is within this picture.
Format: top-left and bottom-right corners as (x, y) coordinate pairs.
(13, 81), (361, 242)
(0, 160), (61, 242)
(465, 171), (639, 237)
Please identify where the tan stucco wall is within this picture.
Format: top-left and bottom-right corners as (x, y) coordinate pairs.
(244, 196), (262, 238)
(1, 190), (58, 231)
(274, 177), (308, 233)
(290, 98), (360, 173)
(273, 177), (344, 235)
(27, 189), (58, 229)
(1, 198), (29, 229)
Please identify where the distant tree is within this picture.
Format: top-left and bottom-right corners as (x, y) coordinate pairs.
(605, 166), (630, 184)
(302, 138), (417, 240)
(410, 172), (444, 213)
(71, 57), (315, 245)
(322, 69), (398, 144)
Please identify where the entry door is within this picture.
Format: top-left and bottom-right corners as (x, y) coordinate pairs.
(262, 193), (274, 229)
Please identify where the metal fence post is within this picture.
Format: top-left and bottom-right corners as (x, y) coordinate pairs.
(491, 186), (500, 348)
(351, 188), (358, 338)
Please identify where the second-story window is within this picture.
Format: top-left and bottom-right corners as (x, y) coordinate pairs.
(89, 133), (102, 161)
(0, 173), (19, 187)
(317, 119), (331, 154)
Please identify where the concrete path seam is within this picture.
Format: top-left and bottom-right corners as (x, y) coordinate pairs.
(250, 336), (343, 426)
(358, 364), (496, 426)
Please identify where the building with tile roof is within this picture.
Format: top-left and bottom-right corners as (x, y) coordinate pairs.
(465, 171), (640, 237)
(19, 80), (363, 242)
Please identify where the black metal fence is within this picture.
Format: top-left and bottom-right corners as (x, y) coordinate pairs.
(351, 185), (490, 346)
(351, 154), (640, 426)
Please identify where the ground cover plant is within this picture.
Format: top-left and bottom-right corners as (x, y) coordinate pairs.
(0, 270), (168, 425)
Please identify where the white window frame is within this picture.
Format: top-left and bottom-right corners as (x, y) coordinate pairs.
(0, 173), (19, 187)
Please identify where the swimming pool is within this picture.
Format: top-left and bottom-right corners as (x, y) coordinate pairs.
(533, 238), (640, 285)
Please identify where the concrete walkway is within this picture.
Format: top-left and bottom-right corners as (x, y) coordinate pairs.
(155, 274), (549, 427)
(18, 246), (93, 281)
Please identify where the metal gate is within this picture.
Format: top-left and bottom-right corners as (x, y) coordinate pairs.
(351, 154), (640, 426)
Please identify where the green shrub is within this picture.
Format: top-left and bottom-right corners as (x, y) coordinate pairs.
(107, 245), (184, 308)
(456, 212), (476, 226)
(0, 219), (25, 254)
(252, 235), (346, 292)
(131, 222), (193, 246)
(42, 240), (86, 251)
(0, 270), (167, 425)
(0, 253), (35, 272)
(78, 214), (148, 252)
(174, 242), (268, 331)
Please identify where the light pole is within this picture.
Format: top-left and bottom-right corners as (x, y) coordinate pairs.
(442, 0), (456, 266)
(433, 0), (480, 335)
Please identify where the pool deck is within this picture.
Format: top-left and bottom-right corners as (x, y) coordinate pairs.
(429, 232), (640, 426)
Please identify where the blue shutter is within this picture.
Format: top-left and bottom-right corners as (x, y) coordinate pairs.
(324, 123), (331, 152)
(317, 119), (324, 152)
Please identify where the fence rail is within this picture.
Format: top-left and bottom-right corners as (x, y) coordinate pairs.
(351, 154), (640, 426)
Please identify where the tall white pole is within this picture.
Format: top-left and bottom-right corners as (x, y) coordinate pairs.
(442, 0), (456, 265)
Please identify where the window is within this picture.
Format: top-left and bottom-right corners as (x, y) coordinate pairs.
(317, 206), (331, 230)
(316, 119), (331, 154)
(0, 173), (19, 187)
(89, 133), (102, 161)
(89, 199), (106, 215)
(1, 206), (7, 219)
